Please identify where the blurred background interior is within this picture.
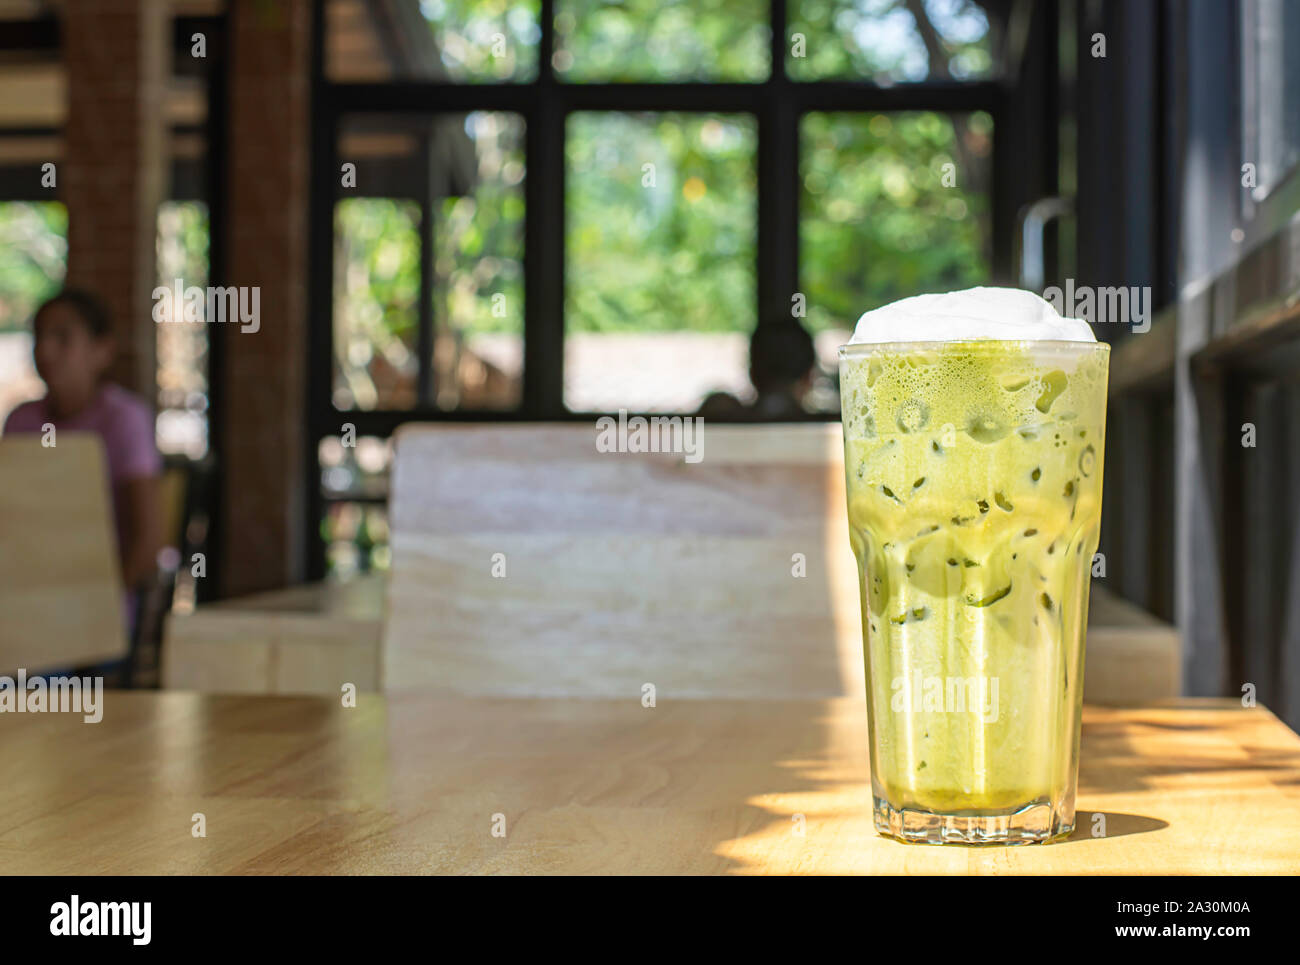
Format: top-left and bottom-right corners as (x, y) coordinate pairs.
(0, 0), (1298, 728)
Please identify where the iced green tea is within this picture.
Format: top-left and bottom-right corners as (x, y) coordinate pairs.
(840, 339), (1109, 844)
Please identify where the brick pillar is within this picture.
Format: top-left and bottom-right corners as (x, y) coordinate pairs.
(62, 0), (168, 397)
(219, 0), (312, 596)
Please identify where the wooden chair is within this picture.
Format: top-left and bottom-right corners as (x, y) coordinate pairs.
(383, 422), (1182, 704)
(126, 458), (195, 687)
(383, 423), (863, 698)
(0, 433), (128, 674)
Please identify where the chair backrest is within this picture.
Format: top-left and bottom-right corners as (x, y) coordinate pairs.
(0, 433), (127, 673)
(382, 422), (863, 698)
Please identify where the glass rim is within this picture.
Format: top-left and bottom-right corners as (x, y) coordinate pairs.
(838, 339), (1111, 358)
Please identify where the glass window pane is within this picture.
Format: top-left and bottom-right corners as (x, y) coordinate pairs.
(320, 434), (393, 501)
(1243, 0), (1300, 200)
(799, 111), (993, 341)
(0, 200), (66, 427)
(788, 0), (998, 83)
(433, 111), (525, 412)
(554, 0), (769, 82)
(333, 197), (421, 410)
(323, 500), (391, 580)
(319, 436), (392, 580)
(334, 112), (526, 412)
(565, 112), (757, 412)
(327, 0), (540, 82)
(155, 201), (210, 458)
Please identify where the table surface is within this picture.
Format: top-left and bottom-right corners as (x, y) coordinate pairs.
(3, 692), (1298, 874)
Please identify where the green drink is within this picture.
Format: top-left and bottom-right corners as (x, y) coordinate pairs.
(840, 319), (1109, 844)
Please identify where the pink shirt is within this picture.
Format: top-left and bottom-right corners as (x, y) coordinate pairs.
(3, 382), (161, 563)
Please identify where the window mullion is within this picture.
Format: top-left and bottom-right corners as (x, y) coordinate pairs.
(416, 131), (435, 408)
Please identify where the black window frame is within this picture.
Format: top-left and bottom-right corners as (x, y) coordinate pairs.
(306, 0), (1032, 579)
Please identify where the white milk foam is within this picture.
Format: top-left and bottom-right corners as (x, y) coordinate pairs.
(848, 287), (1096, 345)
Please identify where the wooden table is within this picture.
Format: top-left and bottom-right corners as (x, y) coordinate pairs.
(162, 574), (385, 695)
(2, 692), (1297, 874)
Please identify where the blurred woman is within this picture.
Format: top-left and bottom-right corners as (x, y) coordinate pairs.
(2, 289), (162, 636)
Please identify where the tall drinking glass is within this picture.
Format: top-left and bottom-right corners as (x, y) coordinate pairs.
(839, 339), (1109, 844)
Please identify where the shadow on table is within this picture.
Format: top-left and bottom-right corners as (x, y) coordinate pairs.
(1066, 811), (1168, 841)
(1078, 708), (1300, 796)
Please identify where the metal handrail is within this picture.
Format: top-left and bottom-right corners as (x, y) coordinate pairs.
(1017, 196), (1073, 292)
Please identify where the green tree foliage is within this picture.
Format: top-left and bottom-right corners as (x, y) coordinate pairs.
(800, 111), (992, 333)
(419, 0), (541, 81)
(155, 201), (212, 416)
(434, 112), (525, 336)
(566, 112), (758, 333)
(333, 199), (421, 407)
(788, 0), (994, 82)
(0, 202), (67, 333)
(554, 0), (769, 81)
(156, 201), (209, 293)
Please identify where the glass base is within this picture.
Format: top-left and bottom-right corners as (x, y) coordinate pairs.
(873, 796), (1074, 846)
